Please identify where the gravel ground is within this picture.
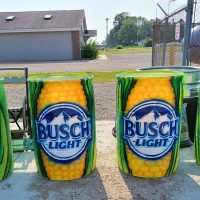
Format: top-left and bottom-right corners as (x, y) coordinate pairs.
(5, 82), (116, 120)
(5, 85), (26, 108)
(94, 82), (116, 120)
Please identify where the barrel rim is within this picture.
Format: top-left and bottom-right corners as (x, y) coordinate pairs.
(116, 70), (184, 78)
(138, 66), (200, 73)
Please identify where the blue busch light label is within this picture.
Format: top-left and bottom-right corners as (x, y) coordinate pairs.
(35, 103), (92, 162)
(123, 100), (180, 159)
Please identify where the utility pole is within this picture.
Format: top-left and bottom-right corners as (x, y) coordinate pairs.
(105, 17), (109, 47)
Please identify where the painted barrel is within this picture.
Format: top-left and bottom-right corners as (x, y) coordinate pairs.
(0, 78), (13, 180)
(116, 70), (184, 178)
(28, 75), (96, 180)
(195, 92), (200, 165)
(138, 66), (200, 147)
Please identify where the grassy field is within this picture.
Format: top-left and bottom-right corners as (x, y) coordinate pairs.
(29, 71), (125, 83)
(99, 46), (152, 55)
(1, 71), (128, 83)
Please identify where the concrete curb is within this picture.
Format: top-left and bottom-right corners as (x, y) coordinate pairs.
(97, 55), (107, 60)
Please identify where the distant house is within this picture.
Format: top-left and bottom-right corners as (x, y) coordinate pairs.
(0, 10), (97, 61)
(134, 40), (145, 47)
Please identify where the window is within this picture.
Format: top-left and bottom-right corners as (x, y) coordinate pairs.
(6, 16), (15, 21)
(44, 15), (52, 20)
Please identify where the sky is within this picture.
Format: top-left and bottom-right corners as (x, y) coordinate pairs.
(0, 0), (187, 43)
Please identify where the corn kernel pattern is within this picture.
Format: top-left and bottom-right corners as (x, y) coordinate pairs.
(125, 77), (175, 178)
(37, 80), (87, 180)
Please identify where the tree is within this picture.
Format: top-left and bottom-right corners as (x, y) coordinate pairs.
(107, 12), (129, 46)
(113, 12), (129, 31)
(119, 18), (138, 45)
(137, 17), (152, 40)
(107, 28), (120, 47)
(106, 12), (152, 47)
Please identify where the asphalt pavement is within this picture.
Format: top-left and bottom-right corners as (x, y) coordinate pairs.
(0, 53), (151, 73)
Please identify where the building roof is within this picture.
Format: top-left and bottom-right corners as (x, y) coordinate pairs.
(0, 10), (85, 32)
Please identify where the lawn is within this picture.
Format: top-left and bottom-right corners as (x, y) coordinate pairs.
(99, 46), (152, 55)
(3, 70), (143, 83)
(29, 71), (124, 83)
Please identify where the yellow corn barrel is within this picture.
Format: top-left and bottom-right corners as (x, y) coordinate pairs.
(29, 75), (96, 180)
(116, 71), (184, 178)
(37, 80), (87, 180)
(125, 78), (174, 178)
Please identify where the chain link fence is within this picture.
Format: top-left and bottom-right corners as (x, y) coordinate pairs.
(153, 0), (200, 66)
(152, 5), (187, 66)
(190, 0), (200, 65)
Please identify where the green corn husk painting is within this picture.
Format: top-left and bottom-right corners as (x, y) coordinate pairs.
(0, 79), (13, 180)
(195, 92), (200, 165)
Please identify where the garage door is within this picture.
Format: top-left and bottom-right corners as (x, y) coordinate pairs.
(0, 31), (73, 61)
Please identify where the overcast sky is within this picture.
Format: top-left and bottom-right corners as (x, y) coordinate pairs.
(1, 0), (187, 43)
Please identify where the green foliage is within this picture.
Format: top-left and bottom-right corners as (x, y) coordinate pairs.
(113, 12), (129, 31)
(81, 40), (99, 59)
(144, 38), (152, 47)
(119, 18), (138, 46)
(99, 46), (152, 55)
(116, 45), (123, 49)
(107, 12), (152, 47)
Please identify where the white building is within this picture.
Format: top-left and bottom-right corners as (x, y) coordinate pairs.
(0, 10), (97, 61)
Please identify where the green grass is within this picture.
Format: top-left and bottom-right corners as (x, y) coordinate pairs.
(1, 71), (129, 83)
(30, 71), (123, 83)
(99, 46), (152, 55)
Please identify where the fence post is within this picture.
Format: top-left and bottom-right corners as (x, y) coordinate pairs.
(152, 23), (155, 66)
(182, 0), (194, 66)
(169, 43), (175, 65)
(162, 18), (168, 66)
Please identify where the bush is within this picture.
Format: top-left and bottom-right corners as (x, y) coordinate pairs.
(81, 40), (99, 59)
(116, 45), (123, 49)
(144, 38), (152, 47)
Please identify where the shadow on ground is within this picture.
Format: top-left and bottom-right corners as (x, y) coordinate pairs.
(0, 152), (108, 200)
(27, 169), (108, 200)
(120, 148), (200, 200)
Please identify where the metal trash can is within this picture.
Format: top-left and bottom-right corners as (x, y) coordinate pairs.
(28, 75), (96, 180)
(138, 66), (200, 147)
(116, 70), (184, 178)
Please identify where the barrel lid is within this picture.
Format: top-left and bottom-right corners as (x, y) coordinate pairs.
(137, 66), (200, 84)
(116, 70), (184, 78)
(28, 73), (93, 82)
(138, 66), (200, 73)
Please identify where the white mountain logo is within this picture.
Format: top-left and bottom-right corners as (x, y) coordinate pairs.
(124, 100), (179, 160)
(36, 103), (92, 162)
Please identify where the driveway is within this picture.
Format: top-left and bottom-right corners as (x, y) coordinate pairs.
(0, 53), (151, 73)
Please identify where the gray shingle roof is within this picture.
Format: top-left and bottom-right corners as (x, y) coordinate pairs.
(0, 10), (85, 31)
